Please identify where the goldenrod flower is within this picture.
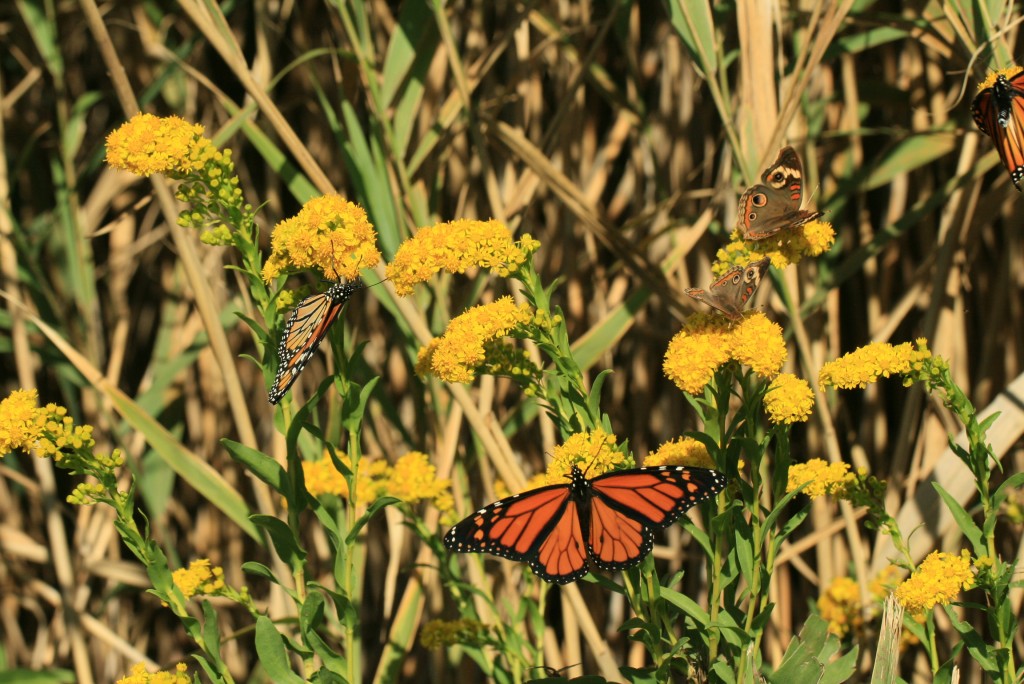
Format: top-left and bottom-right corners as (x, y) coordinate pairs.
(420, 618), (491, 649)
(106, 113), (206, 178)
(870, 565), (900, 599)
(262, 194), (381, 282)
(729, 313), (786, 378)
(895, 550), (975, 615)
(819, 339), (932, 390)
(385, 451), (453, 511)
(172, 559), (226, 599)
(786, 458), (856, 499)
(0, 389), (43, 455)
(0, 389), (105, 465)
(765, 373), (814, 424)
(716, 220), (835, 271)
(663, 314), (732, 394)
(416, 297), (533, 383)
(817, 576), (861, 638)
(116, 663), (192, 684)
(543, 428), (629, 485)
(978, 65), (1024, 91)
(645, 437), (715, 469)
(664, 312), (786, 395)
(302, 454), (388, 505)
(386, 219), (540, 296)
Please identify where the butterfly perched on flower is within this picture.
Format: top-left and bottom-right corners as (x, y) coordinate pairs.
(686, 257), (770, 321)
(268, 279), (363, 404)
(444, 464), (726, 584)
(972, 67), (1024, 190)
(738, 146), (823, 241)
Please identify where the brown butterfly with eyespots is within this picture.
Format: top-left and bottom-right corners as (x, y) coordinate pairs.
(738, 147), (823, 241)
(685, 257), (771, 321)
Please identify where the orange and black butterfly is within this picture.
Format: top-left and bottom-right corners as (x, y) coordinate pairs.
(444, 464), (726, 584)
(268, 279), (363, 404)
(972, 69), (1024, 190)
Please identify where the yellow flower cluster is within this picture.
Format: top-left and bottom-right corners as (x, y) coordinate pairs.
(302, 451), (452, 511)
(645, 437), (715, 469)
(105, 113), (207, 178)
(116, 663), (192, 684)
(978, 65), (1024, 91)
(817, 567), (907, 640)
(895, 550), (975, 615)
(262, 195), (381, 282)
(663, 312), (786, 395)
(0, 389), (95, 460)
(542, 428), (629, 485)
(172, 559), (227, 599)
(420, 618), (491, 649)
(716, 220), (835, 272)
(764, 373), (814, 424)
(819, 339), (932, 390)
(817, 576), (861, 638)
(416, 297), (533, 383)
(0, 389), (43, 454)
(786, 458), (856, 499)
(387, 451), (454, 511)
(385, 219), (540, 296)
(303, 454), (389, 505)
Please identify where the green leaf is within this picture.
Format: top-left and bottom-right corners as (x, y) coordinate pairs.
(242, 561), (283, 585)
(932, 482), (983, 552)
(222, 438), (290, 494)
(341, 376), (381, 433)
(662, 0), (717, 73)
(660, 586), (709, 624)
(252, 515), (307, 570)
(766, 614), (857, 684)
(346, 496), (402, 545)
(586, 370), (612, 426)
(992, 471), (1024, 507)
(255, 615), (306, 684)
(200, 600), (226, 670)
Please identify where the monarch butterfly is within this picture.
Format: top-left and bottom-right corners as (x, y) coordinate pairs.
(444, 464), (726, 584)
(972, 69), (1024, 190)
(268, 279), (363, 404)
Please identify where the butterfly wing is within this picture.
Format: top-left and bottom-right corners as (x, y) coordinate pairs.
(685, 257), (770, 320)
(972, 72), (1024, 190)
(443, 484), (589, 584)
(586, 466), (727, 571)
(738, 146), (823, 240)
(268, 280), (362, 404)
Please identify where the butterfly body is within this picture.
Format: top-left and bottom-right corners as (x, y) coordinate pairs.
(444, 464), (726, 584)
(972, 71), (1024, 190)
(268, 279), (363, 404)
(685, 257), (770, 320)
(738, 146), (823, 240)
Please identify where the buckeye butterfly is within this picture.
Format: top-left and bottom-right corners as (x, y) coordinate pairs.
(443, 464), (726, 584)
(685, 257), (771, 321)
(738, 146), (823, 241)
(972, 68), (1024, 190)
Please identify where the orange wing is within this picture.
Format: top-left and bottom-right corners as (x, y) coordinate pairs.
(972, 71), (1024, 190)
(587, 497), (649, 570)
(268, 280), (362, 404)
(587, 466), (726, 571)
(444, 484), (590, 583)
